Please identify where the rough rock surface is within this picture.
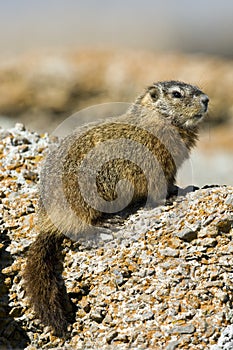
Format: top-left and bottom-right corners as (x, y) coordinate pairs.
(0, 125), (233, 349)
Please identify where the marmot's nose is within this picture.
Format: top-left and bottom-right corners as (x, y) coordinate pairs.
(201, 95), (209, 111)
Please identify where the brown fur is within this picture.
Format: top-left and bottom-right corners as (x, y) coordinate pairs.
(23, 80), (209, 335)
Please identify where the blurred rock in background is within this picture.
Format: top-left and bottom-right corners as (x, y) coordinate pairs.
(0, 50), (233, 132)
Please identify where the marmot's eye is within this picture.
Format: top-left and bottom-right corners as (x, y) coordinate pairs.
(172, 91), (182, 98)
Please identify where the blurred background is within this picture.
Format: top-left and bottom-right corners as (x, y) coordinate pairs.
(0, 0), (232, 186)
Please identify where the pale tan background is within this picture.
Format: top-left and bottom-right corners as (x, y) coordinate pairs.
(0, 0), (233, 56)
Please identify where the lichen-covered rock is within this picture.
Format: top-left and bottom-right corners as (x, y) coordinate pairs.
(0, 125), (233, 349)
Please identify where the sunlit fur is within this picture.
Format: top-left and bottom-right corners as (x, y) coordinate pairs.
(23, 80), (208, 335)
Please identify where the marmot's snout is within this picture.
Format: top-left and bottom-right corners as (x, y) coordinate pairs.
(200, 94), (209, 112)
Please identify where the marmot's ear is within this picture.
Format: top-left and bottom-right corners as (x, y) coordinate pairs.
(148, 86), (159, 101)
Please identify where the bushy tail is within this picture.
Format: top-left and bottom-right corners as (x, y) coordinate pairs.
(23, 231), (70, 335)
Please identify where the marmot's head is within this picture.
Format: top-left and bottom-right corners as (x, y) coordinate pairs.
(136, 80), (209, 128)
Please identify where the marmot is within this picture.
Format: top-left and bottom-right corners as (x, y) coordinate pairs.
(23, 80), (209, 335)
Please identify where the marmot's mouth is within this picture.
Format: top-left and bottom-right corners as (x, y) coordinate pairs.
(193, 114), (203, 120)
